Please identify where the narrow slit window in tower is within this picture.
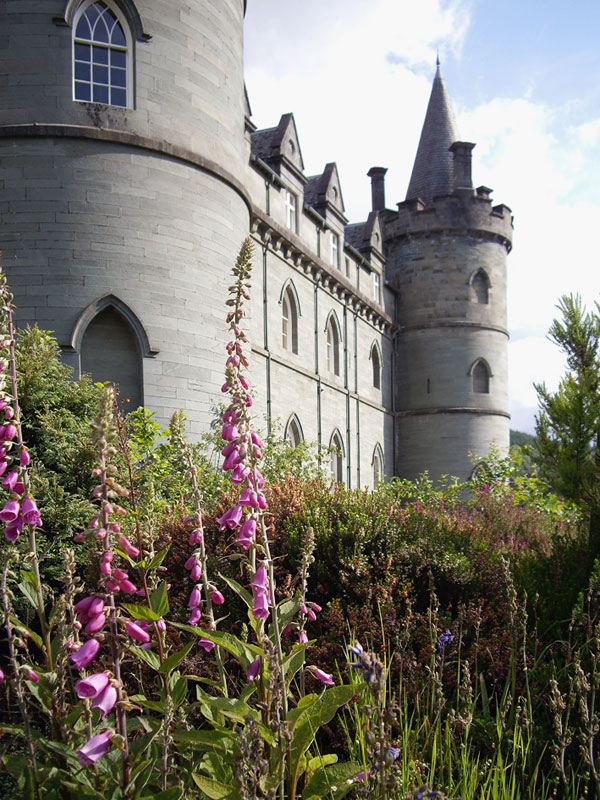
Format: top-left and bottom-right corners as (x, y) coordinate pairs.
(472, 269), (490, 304)
(326, 317), (340, 375)
(472, 360), (490, 394)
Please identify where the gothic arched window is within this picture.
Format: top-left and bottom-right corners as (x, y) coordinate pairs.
(73, 0), (132, 107)
(329, 430), (345, 484)
(285, 414), (303, 448)
(370, 342), (381, 389)
(326, 315), (341, 376)
(372, 444), (384, 487)
(281, 285), (299, 354)
(81, 305), (143, 410)
(471, 359), (490, 394)
(471, 269), (490, 304)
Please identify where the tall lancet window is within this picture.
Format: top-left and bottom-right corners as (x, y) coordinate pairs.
(73, 1), (131, 107)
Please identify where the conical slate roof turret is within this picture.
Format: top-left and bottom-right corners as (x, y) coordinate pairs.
(406, 62), (459, 203)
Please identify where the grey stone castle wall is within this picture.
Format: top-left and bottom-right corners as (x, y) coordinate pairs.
(0, 0), (250, 434)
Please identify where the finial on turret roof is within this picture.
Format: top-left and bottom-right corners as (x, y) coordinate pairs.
(436, 51), (440, 68)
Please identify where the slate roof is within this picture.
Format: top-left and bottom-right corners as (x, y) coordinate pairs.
(344, 222), (367, 250)
(406, 65), (459, 203)
(250, 126), (278, 161)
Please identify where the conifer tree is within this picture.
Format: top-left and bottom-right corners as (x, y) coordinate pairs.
(534, 294), (600, 558)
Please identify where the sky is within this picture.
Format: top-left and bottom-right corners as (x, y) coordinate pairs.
(243, 0), (600, 435)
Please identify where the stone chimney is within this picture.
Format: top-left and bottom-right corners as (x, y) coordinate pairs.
(367, 166), (387, 212)
(449, 142), (475, 190)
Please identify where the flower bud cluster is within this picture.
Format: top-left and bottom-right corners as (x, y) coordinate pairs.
(0, 278), (41, 542)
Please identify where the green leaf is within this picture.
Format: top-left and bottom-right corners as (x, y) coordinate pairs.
(150, 581), (169, 617)
(159, 640), (195, 675)
(170, 675), (188, 710)
(302, 761), (361, 800)
(191, 774), (235, 799)
(172, 729), (234, 752)
(121, 604), (162, 622)
(146, 547), (170, 571)
(9, 616), (43, 649)
(170, 622), (261, 667)
(17, 579), (39, 610)
(289, 686), (354, 794)
(306, 753), (338, 778)
(282, 644), (308, 685)
(127, 645), (162, 671)
(271, 598), (300, 639)
(219, 574), (252, 610)
(129, 695), (165, 713)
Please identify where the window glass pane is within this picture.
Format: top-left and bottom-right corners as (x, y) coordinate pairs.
(111, 23), (126, 47)
(94, 17), (110, 43)
(93, 45), (109, 65)
(75, 43), (91, 60)
(111, 49), (126, 68)
(93, 84), (109, 104)
(76, 17), (91, 39)
(111, 67), (126, 88)
(75, 81), (91, 101)
(75, 61), (91, 81)
(93, 64), (109, 84)
(86, 5), (101, 25)
(104, 9), (118, 29)
(111, 87), (127, 107)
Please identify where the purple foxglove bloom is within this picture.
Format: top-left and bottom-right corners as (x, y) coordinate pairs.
(125, 620), (150, 643)
(118, 535), (139, 557)
(0, 499), (19, 523)
(189, 529), (203, 545)
(239, 488), (258, 508)
(184, 555), (196, 570)
(221, 382), (230, 393)
(237, 529), (254, 549)
(0, 461), (7, 478)
(106, 580), (120, 593)
(85, 612), (106, 634)
(240, 375), (249, 390)
(21, 497), (42, 526)
(310, 603), (322, 613)
(221, 423), (238, 442)
(298, 631), (308, 644)
(3, 470), (19, 491)
(252, 589), (269, 621)
(188, 586), (202, 608)
(3, 424), (16, 441)
(113, 569), (128, 581)
(307, 608), (317, 622)
(119, 579), (137, 594)
(257, 493), (267, 510)
(100, 561), (112, 576)
(250, 432), (264, 449)
(91, 684), (117, 719)
(156, 619), (166, 632)
(189, 607), (202, 625)
(250, 565), (268, 591)
(26, 669), (39, 682)
(76, 730), (113, 766)
(190, 564), (202, 581)
(4, 516), (24, 542)
(70, 638), (100, 669)
(238, 517), (256, 548)
(20, 449), (30, 466)
(247, 657), (260, 681)
(221, 441), (238, 457)
(226, 504), (243, 529)
(13, 482), (24, 496)
(75, 595), (104, 622)
(198, 638), (215, 652)
(0, 668), (3, 681)
(309, 667), (334, 686)
(223, 450), (241, 471)
(230, 464), (250, 485)
(75, 672), (110, 699)
(211, 590), (225, 605)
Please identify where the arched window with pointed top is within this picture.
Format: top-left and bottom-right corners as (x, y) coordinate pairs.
(73, 0), (133, 107)
(370, 341), (381, 389)
(372, 444), (384, 487)
(284, 414), (304, 448)
(280, 282), (300, 354)
(470, 269), (490, 304)
(470, 358), (491, 394)
(325, 312), (341, 376)
(329, 429), (345, 484)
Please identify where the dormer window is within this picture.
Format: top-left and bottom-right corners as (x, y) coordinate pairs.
(73, 0), (131, 108)
(330, 232), (339, 268)
(332, 186), (338, 202)
(288, 139), (296, 156)
(285, 190), (297, 232)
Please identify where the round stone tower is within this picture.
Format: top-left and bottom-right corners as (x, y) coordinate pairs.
(0, 0), (250, 434)
(383, 65), (513, 481)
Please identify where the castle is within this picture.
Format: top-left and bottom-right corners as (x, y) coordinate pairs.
(0, 0), (513, 486)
